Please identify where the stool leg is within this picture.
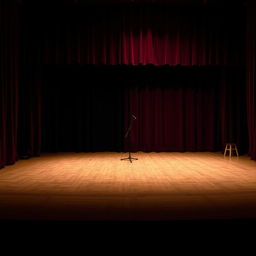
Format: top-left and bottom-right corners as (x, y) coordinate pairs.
(229, 145), (232, 157)
(224, 145), (228, 156)
(235, 146), (239, 157)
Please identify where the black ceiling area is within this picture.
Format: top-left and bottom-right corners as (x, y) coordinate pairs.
(18, 0), (246, 5)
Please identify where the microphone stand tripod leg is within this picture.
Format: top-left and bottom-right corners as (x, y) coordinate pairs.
(120, 152), (138, 163)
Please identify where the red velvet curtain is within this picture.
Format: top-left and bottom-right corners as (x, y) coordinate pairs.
(17, 66), (42, 158)
(0, 2), (250, 169)
(246, 1), (256, 160)
(0, 0), (19, 168)
(21, 3), (244, 66)
(124, 66), (247, 152)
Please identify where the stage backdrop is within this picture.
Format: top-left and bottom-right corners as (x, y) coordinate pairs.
(20, 65), (247, 154)
(1, 1), (254, 169)
(123, 66), (247, 153)
(41, 65), (124, 152)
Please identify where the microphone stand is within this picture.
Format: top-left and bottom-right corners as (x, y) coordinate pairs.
(121, 115), (138, 163)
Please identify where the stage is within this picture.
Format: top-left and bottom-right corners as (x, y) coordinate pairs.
(1, 152), (256, 222)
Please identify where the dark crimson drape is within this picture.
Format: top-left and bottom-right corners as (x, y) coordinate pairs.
(0, 0), (19, 168)
(41, 65), (124, 152)
(246, 1), (256, 160)
(125, 66), (247, 153)
(1, 2), (251, 169)
(17, 65), (42, 158)
(21, 3), (245, 66)
(35, 65), (248, 154)
(17, 2), (246, 157)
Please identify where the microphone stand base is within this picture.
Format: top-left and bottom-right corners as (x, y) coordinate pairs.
(121, 152), (138, 163)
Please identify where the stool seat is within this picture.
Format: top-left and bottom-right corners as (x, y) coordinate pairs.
(224, 143), (239, 157)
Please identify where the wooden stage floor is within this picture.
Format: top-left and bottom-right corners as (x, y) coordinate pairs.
(1, 152), (256, 222)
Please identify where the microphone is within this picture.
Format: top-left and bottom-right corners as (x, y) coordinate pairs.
(132, 114), (136, 120)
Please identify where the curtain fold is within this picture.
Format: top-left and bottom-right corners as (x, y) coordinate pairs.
(21, 4), (245, 66)
(124, 66), (247, 153)
(246, 2), (256, 160)
(0, 0), (19, 168)
(41, 65), (124, 152)
(18, 66), (42, 157)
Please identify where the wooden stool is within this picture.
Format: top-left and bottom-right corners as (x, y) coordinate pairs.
(224, 143), (239, 157)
